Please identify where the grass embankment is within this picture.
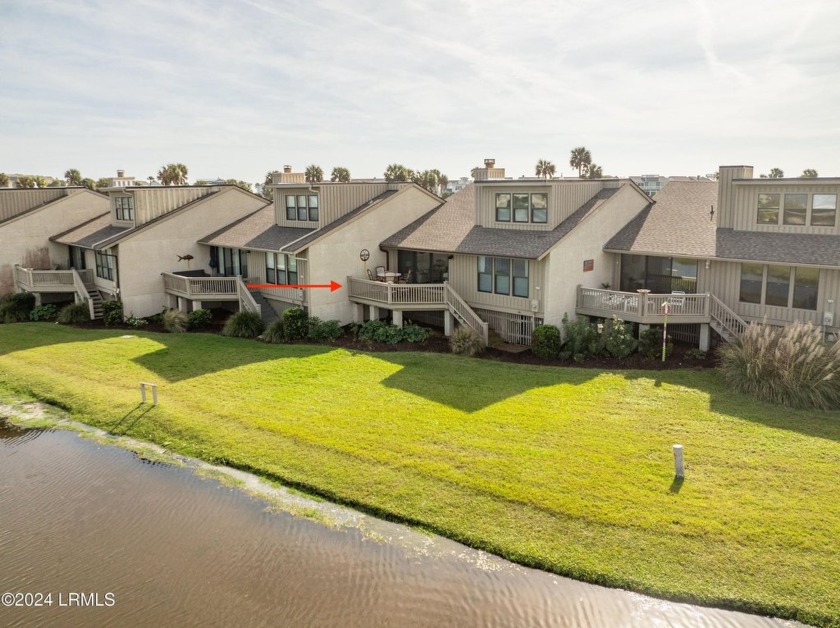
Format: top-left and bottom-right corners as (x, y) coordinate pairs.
(1, 324), (838, 626)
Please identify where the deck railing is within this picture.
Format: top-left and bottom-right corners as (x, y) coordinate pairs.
(709, 294), (747, 338)
(236, 277), (262, 317)
(161, 272), (238, 298)
(13, 265), (77, 290)
(71, 268), (95, 320)
(576, 286), (711, 323)
(444, 283), (488, 346)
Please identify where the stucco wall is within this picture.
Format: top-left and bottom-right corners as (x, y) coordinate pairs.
(115, 188), (266, 317)
(0, 189), (108, 295)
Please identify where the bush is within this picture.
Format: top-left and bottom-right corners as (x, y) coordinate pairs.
(125, 315), (148, 328)
(685, 348), (707, 361)
(0, 292), (36, 323)
(358, 320), (403, 344)
(264, 318), (287, 343)
(282, 307), (309, 340)
(188, 308), (213, 330)
(531, 324), (562, 359)
(57, 303), (90, 324)
(559, 314), (600, 362)
(449, 326), (484, 356)
(102, 300), (123, 325)
(639, 327), (673, 360)
(401, 322), (430, 343)
(600, 316), (638, 359)
(162, 308), (188, 333)
(29, 304), (59, 322)
(222, 311), (265, 338)
(307, 317), (344, 342)
(719, 321), (840, 410)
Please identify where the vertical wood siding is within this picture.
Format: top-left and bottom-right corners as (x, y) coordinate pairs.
(730, 182), (840, 235)
(449, 254), (545, 315)
(273, 183), (390, 228)
(476, 181), (603, 230)
(134, 188), (207, 225)
(0, 189), (65, 222)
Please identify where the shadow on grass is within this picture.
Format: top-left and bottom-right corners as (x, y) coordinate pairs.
(109, 403), (153, 434)
(668, 476), (684, 494)
(0, 322), (108, 357)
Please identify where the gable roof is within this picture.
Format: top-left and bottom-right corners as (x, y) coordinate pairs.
(605, 180), (840, 267)
(381, 184), (620, 259)
(51, 213), (129, 248)
(0, 188), (105, 227)
(198, 205), (313, 251)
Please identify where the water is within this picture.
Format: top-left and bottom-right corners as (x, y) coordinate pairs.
(0, 420), (801, 627)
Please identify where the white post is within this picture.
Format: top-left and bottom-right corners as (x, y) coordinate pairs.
(393, 310), (403, 328)
(140, 383), (146, 403)
(444, 311), (454, 337)
(699, 323), (711, 351)
(673, 444), (685, 478)
(151, 384), (158, 405)
(140, 383), (158, 405)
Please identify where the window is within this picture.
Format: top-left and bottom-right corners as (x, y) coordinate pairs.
(216, 247), (248, 277)
(783, 194), (807, 225)
(495, 193), (511, 222)
(495, 192), (548, 224)
(757, 193), (779, 224)
(621, 255), (698, 293)
(115, 196), (134, 221)
(477, 256), (528, 298)
(95, 251), (116, 281)
(266, 253), (275, 284)
(285, 194), (319, 222)
(812, 194), (837, 227)
(739, 263), (818, 310)
(265, 253), (298, 285)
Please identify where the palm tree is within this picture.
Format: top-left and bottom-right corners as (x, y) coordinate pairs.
(535, 159), (556, 179)
(0, 173), (9, 187)
(438, 173), (449, 195)
(147, 176), (155, 186)
(64, 168), (83, 186)
(225, 179), (252, 192)
(584, 163), (603, 179)
(305, 165), (323, 183)
(32, 175), (49, 188)
(569, 146), (592, 177)
(17, 176), (35, 188)
(384, 164), (410, 182)
(330, 167), (351, 182)
(801, 169), (818, 178)
(81, 178), (96, 190)
(95, 177), (110, 189)
(157, 163), (189, 186)
(768, 168), (784, 179)
(414, 170), (439, 192)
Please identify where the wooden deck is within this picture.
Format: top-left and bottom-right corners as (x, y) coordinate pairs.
(575, 286), (712, 324)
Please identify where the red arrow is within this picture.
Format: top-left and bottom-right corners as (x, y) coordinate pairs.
(246, 280), (342, 292)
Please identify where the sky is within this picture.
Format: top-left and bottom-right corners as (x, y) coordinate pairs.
(1, 0), (839, 184)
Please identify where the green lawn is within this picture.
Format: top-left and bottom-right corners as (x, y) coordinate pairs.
(1, 324), (839, 626)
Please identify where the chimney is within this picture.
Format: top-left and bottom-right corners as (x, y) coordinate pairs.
(273, 166), (306, 185)
(484, 158), (495, 168)
(117, 169), (125, 177)
(283, 165), (292, 173)
(716, 165), (753, 229)
(472, 158), (505, 181)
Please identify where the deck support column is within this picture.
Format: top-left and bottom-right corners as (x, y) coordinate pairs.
(33, 293), (42, 307)
(699, 323), (711, 352)
(168, 294), (178, 309)
(638, 323), (650, 339)
(177, 297), (188, 313)
(369, 305), (380, 321)
(392, 310), (403, 328)
(444, 310), (454, 337)
(190, 300), (200, 313)
(353, 303), (364, 324)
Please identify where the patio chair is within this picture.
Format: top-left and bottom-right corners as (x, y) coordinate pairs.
(669, 291), (686, 307)
(366, 269), (375, 281)
(375, 265), (386, 281)
(398, 269), (412, 284)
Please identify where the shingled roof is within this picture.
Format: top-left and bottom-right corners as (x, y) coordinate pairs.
(51, 213), (129, 249)
(381, 184), (621, 259)
(199, 205), (313, 251)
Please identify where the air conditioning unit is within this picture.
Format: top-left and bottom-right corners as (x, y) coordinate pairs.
(530, 299), (540, 312)
(824, 311), (835, 327)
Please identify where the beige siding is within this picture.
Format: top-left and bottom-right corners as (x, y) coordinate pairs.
(133, 187), (209, 226)
(0, 190), (109, 295)
(716, 166), (752, 229)
(449, 254), (545, 315)
(273, 183), (391, 229)
(544, 184), (651, 325)
(246, 249), (307, 304)
(705, 260), (840, 330)
(728, 182), (840, 235)
(116, 188), (266, 316)
(476, 181), (603, 229)
(0, 189), (65, 222)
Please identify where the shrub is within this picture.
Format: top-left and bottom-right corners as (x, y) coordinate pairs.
(222, 311), (265, 338)
(559, 314), (600, 362)
(307, 317), (344, 342)
(188, 308), (213, 330)
(685, 348), (707, 361)
(282, 307), (309, 340)
(531, 324), (562, 359)
(162, 308), (188, 333)
(719, 321), (840, 410)
(264, 318), (287, 343)
(125, 315), (148, 328)
(102, 300), (123, 325)
(600, 316), (638, 359)
(57, 303), (90, 324)
(401, 322), (430, 343)
(29, 304), (59, 322)
(449, 326), (484, 356)
(639, 327), (673, 360)
(358, 320), (403, 344)
(0, 292), (36, 323)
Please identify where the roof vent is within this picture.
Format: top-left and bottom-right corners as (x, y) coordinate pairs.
(484, 158), (495, 168)
(117, 169), (125, 177)
(283, 165), (292, 173)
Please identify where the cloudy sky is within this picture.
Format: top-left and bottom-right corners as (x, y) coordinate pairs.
(1, 0), (838, 184)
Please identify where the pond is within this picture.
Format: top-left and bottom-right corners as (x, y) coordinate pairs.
(0, 420), (801, 627)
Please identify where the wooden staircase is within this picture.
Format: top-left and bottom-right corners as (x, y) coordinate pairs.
(82, 279), (104, 320)
(709, 294), (747, 343)
(248, 289), (279, 326)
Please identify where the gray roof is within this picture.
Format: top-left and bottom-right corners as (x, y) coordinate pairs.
(382, 185), (621, 259)
(605, 181), (718, 257)
(199, 205), (313, 251)
(51, 213), (129, 249)
(605, 180), (840, 267)
(281, 190), (399, 253)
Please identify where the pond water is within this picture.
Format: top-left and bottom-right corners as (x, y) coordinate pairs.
(0, 420), (801, 627)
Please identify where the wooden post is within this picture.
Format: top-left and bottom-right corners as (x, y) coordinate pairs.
(139, 383), (146, 403)
(673, 444), (684, 478)
(140, 383), (158, 406)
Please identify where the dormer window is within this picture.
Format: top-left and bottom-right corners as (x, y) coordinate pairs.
(115, 196), (134, 221)
(285, 194), (318, 222)
(757, 192), (836, 227)
(495, 192), (548, 224)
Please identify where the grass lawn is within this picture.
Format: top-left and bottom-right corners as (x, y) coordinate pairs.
(1, 323), (839, 626)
